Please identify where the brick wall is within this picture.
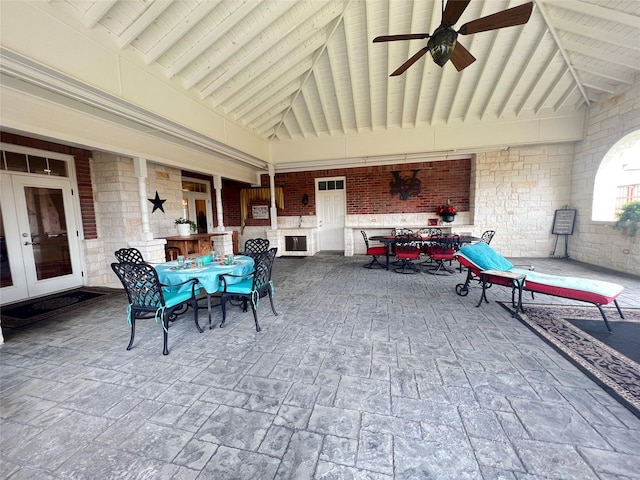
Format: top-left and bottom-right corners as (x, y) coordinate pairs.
(75, 156), (97, 239)
(253, 159), (471, 218)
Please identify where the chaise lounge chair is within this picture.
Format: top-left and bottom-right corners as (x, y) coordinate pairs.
(454, 242), (625, 332)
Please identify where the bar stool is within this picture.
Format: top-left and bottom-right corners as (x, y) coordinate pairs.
(165, 246), (181, 261)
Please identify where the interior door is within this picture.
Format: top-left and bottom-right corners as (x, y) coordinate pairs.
(0, 174), (83, 304)
(316, 177), (346, 251)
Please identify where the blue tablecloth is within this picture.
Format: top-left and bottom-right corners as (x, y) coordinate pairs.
(155, 255), (254, 294)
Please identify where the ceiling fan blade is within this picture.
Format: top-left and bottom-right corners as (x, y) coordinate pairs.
(442, 0), (472, 25)
(449, 42), (476, 71)
(390, 47), (429, 76)
(458, 2), (533, 35)
(373, 33), (430, 43)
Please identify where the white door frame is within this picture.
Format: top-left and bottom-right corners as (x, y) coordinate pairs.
(182, 178), (213, 232)
(0, 149), (84, 304)
(315, 176), (346, 251)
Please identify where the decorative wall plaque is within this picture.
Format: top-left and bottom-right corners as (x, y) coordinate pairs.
(252, 205), (269, 219)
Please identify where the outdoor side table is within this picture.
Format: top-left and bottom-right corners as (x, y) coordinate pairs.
(477, 269), (527, 317)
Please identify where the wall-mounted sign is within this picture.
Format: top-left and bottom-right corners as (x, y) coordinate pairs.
(252, 205), (269, 219)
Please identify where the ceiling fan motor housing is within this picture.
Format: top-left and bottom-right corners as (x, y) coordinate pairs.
(427, 28), (458, 67)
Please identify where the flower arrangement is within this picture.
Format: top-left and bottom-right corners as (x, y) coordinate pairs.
(174, 217), (197, 232)
(436, 199), (457, 217)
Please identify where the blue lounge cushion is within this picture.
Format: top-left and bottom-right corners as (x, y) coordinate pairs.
(458, 242), (514, 271)
(510, 269), (623, 297)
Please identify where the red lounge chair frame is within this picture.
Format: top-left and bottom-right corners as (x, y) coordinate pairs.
(455, 244), (625, 332)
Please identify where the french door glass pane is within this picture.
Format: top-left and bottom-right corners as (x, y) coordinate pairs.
(25, 187), (72, 280)
(0, 205), (12, 288)
(195, 199), (207, 233)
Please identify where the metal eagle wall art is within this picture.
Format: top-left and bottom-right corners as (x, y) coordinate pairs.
(390, 170), (421, 200)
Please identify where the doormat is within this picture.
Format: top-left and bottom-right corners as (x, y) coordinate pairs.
(0, 287), (118, 329)
(498, 302), (640, 419)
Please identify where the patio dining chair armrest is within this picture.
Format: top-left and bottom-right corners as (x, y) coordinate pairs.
(219, 270), (255, 291)
(161, 278), (200, 295)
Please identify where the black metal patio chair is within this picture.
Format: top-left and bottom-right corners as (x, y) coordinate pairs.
(111, 261), (201, 355)
(480, 230), (496, 244)
(426, 234), (460, 275)
(361, 230), (386, 269)
(114, 247), (145, 264)
(394, 235), (422, 274)
(218, 247), (278, 331)
(242, 238), (270, 259)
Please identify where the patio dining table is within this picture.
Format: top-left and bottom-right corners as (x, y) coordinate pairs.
(155, 255), (254, 328)
(369, 234), (480, 270)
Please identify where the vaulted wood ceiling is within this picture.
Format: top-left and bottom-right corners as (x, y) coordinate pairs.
(49, 0), (638, 145)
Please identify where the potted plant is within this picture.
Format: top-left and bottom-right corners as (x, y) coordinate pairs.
(175, 217), (197, 236)
(436, 199), (457, 223)
(614, 200), (640, 237)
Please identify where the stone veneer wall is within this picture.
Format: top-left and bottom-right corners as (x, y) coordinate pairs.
(473, 145), (575, 258)
(88, 153), (186, 287)
(570, 82), (640, 276)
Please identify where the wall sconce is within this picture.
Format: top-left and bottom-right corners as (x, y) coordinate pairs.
(302, 193), (309, 206)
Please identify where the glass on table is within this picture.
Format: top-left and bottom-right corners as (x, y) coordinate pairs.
(177, 255), (185, 264)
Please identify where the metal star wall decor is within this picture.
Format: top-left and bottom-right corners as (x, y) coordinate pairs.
(148, 191), (167, 213)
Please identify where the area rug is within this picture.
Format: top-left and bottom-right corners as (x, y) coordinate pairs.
(0, 287), (117, 329)
(498, 302), (640, 419)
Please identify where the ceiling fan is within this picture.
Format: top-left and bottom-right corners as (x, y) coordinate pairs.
(373, 0), (534, 76)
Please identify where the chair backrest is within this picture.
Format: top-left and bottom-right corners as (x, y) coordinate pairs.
(431, 234), (460, 255)
(111, 261), (165, 309)
(360, 230), (370, 249)
(395, 235), (421, 257)
(480, 230), (496, 244)
(115, 248), (145, 264)
(417, 228), (442, 236)
(392, 228), (413, 236)
(243, 238), (270, 259)
(253, 247), (277, 297)
(165, 246), (181, 261)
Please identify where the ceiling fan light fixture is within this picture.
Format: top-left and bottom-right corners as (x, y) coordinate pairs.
(428, 29), (457, 67)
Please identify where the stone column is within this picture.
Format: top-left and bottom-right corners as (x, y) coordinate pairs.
(213, 175), (225, 232)
(134, 157), (153, 241)
(269, 164), (278, 230)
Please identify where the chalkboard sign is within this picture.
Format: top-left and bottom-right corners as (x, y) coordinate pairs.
(552, 209), (576, 235)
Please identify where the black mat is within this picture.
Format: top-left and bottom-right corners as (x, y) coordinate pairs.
(498, 302), (640, 419)
(0, 288), (117, 329)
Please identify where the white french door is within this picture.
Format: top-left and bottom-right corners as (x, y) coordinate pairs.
(0, 173), (83, 304)
(316, 177), (346, 251)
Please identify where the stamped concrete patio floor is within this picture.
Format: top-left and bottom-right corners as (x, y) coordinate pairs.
(1, 254), (639, 479)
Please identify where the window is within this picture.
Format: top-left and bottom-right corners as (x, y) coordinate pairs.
(592, 130), (640, 221)
(318, 179), (344, 191)
(1, 150), (68, 177)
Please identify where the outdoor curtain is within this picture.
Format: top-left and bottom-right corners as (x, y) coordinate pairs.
(240, 187), (284, 233)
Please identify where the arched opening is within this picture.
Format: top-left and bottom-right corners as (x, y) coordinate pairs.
(592, 130), (640, 221)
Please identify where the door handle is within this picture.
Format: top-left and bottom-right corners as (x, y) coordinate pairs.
(24, 241), (40, 246)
